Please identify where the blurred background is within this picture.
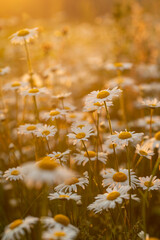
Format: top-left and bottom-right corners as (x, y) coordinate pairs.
(0, 0), (160, 21)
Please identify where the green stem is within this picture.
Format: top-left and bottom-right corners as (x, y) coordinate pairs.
(104, 101), (119, 171)
(33, 96), (39, 122)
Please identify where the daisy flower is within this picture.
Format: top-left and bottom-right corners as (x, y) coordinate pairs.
(152, 131), (160, 149)
(63, 103), (76, 112)
(48, 150), (70, 163)
(103, 139), (122, 154)
(138, 176), (160, 191)
(41, 214), (79, 233)
(101, 168), (139, 189)
(74, 151), (107, 166)
(107, 77), (136, 89)
(0, 66), (10, 76)
(130, 116), (160, 131)
(71, 121), (93, 130)
(66, 112), (83, 123)
(48, 191), (81, 202)
(21, 87), (50, 97)
(141, 98), (160, 109)
(9, 28), (39, 45)
(2, 216), (38, 240)
(34, 125), (57, 139)
(3, 167), (23, 181)
(3, 81), (28, 91)
(17, 123), (42, 135)
(135, 144), (154, 159)
(104, 62), (133, 71)
(52, 92), (71, 100)
(42, 227), (78, 240)
(67, 125), (94, 144)
(54, 172), (89, 192)
(85, 87), (122, 104)
(88, 186), (139, 213)
(83, 99), (113, 112)
(43, 109), (67, 121)
(21, 156), (73, 187)
(108, 130), (144, 147)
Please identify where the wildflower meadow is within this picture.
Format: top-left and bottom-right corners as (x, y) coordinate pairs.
(0, 1), (160, 240)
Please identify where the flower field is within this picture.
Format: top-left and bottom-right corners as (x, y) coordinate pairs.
(0, 1), (160, 239)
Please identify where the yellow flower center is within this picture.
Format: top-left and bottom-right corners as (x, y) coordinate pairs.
(37, 157), (59, 170)
(117, 78), (124, 84)
(139, 150), (148, 156)
(94, 102), (104, 106)
(109, 143), (117, 149)
(54, 214), (70, 226)
(114, 62), (123, 67)
(11, 81), (21, 87)
(54, 231), (66, 237)
(113, 172), (127, 182)
(77, 124), (85, 129)
(118, 131), (132, 139)
(9, 219), (23, 229)
(65, 177), (79, 185)
(84, 151), (96, 158)
(144, 181), (154, 188)
(11, 170), (20, 176)
(64, 106), (70, 110)
(76, 132), (86, 139)
(69, 114), (76, 118)
(97, 90), (110, 99)
(59, 194), (69, 198)
(154, 131), (160, 141)
(107, 191), (120, 201)
(55, 154), (61, 158)
(28, 88), (39, 94)
(26, 125), (36, 131)
(42, 130), (50, 136)
(17, 29), (29, 37)
(50, 110), (60, 116)
(146, 120), (155, 124)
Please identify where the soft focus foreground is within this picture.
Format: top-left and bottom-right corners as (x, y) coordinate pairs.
(0, 1), (160, 240)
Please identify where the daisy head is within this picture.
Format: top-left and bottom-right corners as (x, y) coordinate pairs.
(105, 62), (133, 71)
(21, 87), (49, 97)
(2, 216), (38, 240)
(17, 123), (42, 135)
(34, 125), (57, 139)
(21, 156), (73, 187)
(67, 125), (94, 144)
(9, 27), (39, 45)
(54, 171), (89, 192)
(138, 176), (160, 191)
(141, 98), (160, 109)
(108, 130), (144, 147)
(136, 144), (154, 159)
(101, 168), (139, 189)
(48, 191), (81, 202)
(85, 87), (122, 105)
(42, 227), (78, 240)
(88, 185), (138, 213)
(74, 151), (107, 166)
(3, 167), (23, 181)
(3, 81), (28, 92)
(41, 214), (79, 234)
(0, 66), (10, 76)
(43, 109), (67, 121)
(153, 131), (160, 149)
(48, 150), (70, 164)
(52, 92), (71, 100)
